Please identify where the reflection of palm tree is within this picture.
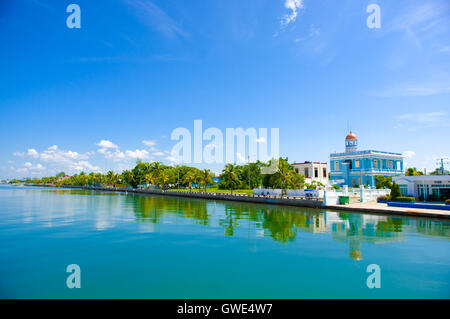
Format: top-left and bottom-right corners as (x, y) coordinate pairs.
(262, 208), (298, 243)
(219, 206), (238, 236)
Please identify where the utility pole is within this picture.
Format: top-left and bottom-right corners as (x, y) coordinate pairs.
(436, 157), (449, 175)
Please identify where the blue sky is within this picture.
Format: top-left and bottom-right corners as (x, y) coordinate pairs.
(0, 0), (449, 178)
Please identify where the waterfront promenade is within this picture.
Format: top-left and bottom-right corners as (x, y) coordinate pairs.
(38, 185), (450, 220)
(326, 201), (450, 220)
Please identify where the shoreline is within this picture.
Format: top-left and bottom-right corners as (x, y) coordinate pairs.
(26, 184), (450, 221)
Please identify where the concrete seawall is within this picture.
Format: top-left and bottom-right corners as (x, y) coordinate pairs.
(58, 185), (324, 209)
(29, 185), (450, 220)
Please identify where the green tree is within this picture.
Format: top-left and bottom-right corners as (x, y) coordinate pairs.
(131, 161), (151, 187)
(405, 167), (424, 176)
(375, 175), (392, 189)
(220, 164), (241, 194)
(390, 181), (401, 200)
(183, 170), (197, 191)
(105, 171), (120, 187)
(121, 170), (134, 187)
(199, 169), (214, 192)
(194, 169), (203, 191)
(158, 170), (171, 190)
(56, 172), (66, 178)
(268, 158), (304, 195)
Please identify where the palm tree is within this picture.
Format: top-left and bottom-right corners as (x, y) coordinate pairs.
(150, 162), (162, 180)
(144, 172), (153, 188)
(194, 170), (203, 192)
(220, 164), (240, 195)
(106, 171), (115, 187)
(269, 158), (303, 195)
(158, 170), (171, 190)
(183, 170), (196, 192)
(200, 169), (214, 192)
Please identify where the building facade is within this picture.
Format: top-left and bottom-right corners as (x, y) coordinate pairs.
(393, 175), (450, 200)
(329, 132), (404, 187)
(292, 161), (328, 185)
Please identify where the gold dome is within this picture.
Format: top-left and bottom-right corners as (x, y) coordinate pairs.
(345, 131), (357, 140)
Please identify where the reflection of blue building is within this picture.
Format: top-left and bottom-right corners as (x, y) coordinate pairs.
(330, 132), (404, 187)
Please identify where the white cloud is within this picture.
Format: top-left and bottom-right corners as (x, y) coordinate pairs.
(125, 149), (149, 159)
(165, 155), (179, 163)
(13, 152), (24, 157)
(142, 139), (156, 147)
(256, 137), (266, 143)
(40, 145), (90, 162)
(397, 112), (448, 124)
(20, 162), (45, 172)
(122, 0), (190, 39)
(372, 85), (450, 97)
(282, 0), (304, 26)
(98, 148), (126, 161)
(96, 140), (118, 149)
(387, 3), (447, 50)
(27, 149), (39, 158)
(72, 161), (100, 172)
(153, 152), (164, 156)
(403, 150), (415, 158)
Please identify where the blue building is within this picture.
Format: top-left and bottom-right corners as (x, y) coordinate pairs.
(329, 132), (404, 187)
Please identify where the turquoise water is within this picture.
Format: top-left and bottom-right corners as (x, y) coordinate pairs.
(0, 185), (449, 298)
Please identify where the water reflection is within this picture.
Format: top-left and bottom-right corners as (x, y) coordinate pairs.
(5, 187), (450, 261)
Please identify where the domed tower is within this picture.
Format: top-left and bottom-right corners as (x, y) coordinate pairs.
(345, 131), (358, 152)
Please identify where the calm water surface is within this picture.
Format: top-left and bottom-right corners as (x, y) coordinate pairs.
(0, 185), (449, 298)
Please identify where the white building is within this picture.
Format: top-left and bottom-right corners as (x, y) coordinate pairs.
(292, 161), (329, 185)
(393, 175), (450, 200)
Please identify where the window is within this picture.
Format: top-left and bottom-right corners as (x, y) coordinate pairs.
(314, 168), (318, 178)
(374, 159), (378, 169)
(399, 184), (408, 195)
(344, 159), (352, 169)
(334, 161), (339, 171)
(323, 168), (327, 178)
(304, 168), (309, 178)
(389, 161), (393, 169)
(355, 159), (360, 168)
